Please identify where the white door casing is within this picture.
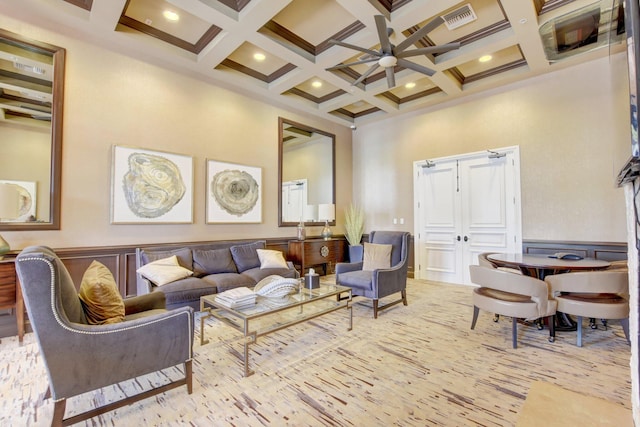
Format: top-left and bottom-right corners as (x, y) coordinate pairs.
(414, 147), (522, 285)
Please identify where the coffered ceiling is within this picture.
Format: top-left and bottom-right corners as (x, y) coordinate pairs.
(1, 0), (628, 127)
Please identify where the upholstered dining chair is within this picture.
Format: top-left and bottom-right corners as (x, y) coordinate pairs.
(468, 265), (557, 349)
(336, 231), (410, 318)
(15, 246), (194, 426)
(545, 270), (630, 347)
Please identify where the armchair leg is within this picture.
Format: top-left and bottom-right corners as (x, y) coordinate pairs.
(548, 315), (555, 343)
(373, 300), (379, 319)
(471, 306), (480, 330)
(52, 399), (66, 427)
(401, 289), (407, 306)
(511, 317), (518, 349)
(185, 360), (193, 394)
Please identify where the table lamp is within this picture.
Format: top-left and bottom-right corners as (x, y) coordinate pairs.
(318, 203), (335, 240)
(0, 183), (19, 258)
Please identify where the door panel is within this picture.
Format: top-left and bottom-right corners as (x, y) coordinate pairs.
(415, 148), (521, 285)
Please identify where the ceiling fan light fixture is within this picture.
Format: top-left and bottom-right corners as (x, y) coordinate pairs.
(378, 55), (397, 68)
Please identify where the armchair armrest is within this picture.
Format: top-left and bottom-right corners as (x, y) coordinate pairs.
(124, 292), (166, 315)
(43, 306), (194, 400)
(336, 261), (364, 276)
(286, 261), (300, 278)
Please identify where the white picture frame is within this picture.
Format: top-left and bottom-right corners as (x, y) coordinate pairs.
(0, 179), (37, 222)
(111, 145), (194, 224)
(206, 159), (262, 223)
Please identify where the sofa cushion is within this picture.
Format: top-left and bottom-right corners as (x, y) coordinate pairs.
(141, 247), (193, 270)
(257, 249), (288, 269)
(78, 260), (125, 325)
(137, 255), (194, 286)
(153, 276), (215, 307)
(241, 266), (298, 284)
(362, 242), (392, 271)
(193, 248), (237, 276)
(230, 241), (265, 272)
(201, 273), (256, 293)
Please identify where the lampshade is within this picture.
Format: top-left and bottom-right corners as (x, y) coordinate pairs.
(318, 203), (335, 221)
(0, 183), (20, 220)
(304, 204), (317, 221)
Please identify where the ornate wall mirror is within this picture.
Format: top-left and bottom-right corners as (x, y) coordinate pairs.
(278, 117), (335, 227)
(0, 28), (64, 230)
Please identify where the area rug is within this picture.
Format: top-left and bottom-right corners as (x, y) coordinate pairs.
(517, 381), (633, 426)
(0, 278), (633, 426)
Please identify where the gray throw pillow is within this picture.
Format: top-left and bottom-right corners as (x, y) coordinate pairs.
(141, 247), (193, 270)
(193, 248), (237, 276)
(230, 241), (265, 272)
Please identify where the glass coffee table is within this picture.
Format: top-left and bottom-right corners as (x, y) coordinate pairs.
(200, 283), (352, 377)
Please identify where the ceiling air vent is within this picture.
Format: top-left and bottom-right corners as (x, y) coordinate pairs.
(442, 4), (477, 30)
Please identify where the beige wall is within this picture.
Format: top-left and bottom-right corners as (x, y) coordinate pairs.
(353, 53), (631, 243)
(0, 16), (352, 250)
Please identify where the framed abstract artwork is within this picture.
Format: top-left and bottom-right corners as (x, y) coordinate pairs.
(206, 159), (262, 223)
(111, 145), (193, 224)
(0, 180), (36, 222)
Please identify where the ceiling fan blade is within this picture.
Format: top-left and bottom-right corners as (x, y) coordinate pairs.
(394, 16), (445, 54)
(396, 42), (461, 58)
(375, 15), (392, 54)
(353, 63), (380, 86)
(328, 39), (380, 57)
(385, 67), (396, 88)
(325, 57), (380, 71)
(397, 58), (436, 76)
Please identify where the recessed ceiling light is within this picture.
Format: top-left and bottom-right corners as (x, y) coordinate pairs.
(479, 55), (493, 63)
(163, 10), (180, 21)
(405, 82), (416, 89)
(311, 81), (322, 88)
(253, 53), (266, 61)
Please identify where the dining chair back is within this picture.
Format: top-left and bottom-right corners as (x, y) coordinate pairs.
(545, 270), (630, 347)
(469, 265), (556, 348)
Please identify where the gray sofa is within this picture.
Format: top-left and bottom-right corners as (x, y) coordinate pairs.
(136, 240), (299, 310)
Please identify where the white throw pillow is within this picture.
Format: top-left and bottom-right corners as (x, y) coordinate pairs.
(257, 249), (289, 269)
(137, 255), (193, 286)
(362, 243), (392, 271)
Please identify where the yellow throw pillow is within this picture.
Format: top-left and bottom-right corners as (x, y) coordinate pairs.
(362, 242), (392, 271)
(136, 255), (193, 286)
(78, 260), (125, 325)
(256, 249), (289, 269)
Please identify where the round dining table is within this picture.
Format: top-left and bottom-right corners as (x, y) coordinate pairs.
(486, 253), (611, 330)
(486, 253), (611, 279)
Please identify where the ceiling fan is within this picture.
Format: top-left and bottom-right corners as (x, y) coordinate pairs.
(326, 15), (461, 88)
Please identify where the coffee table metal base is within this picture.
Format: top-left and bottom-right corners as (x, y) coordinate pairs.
(200, 285), (352, 377)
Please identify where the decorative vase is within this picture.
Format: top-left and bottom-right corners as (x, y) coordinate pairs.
(349, 244), (363, 262)
(297, 222), (306, 240)
(321, 220), (332, 239)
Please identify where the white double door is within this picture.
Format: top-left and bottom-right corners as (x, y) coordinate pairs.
(414, 147), (522, 285)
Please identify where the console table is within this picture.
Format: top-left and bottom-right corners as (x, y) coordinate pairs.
(0, 259), (24, 342)
(288, 238), (346, 275)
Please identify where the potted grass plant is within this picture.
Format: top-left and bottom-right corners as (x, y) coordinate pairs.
(344, 203), (365, 262)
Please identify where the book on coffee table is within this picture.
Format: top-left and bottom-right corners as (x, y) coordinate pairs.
(214, 287), (256, 309)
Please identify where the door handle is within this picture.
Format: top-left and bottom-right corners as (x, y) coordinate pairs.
(456, 235), (461, 241)
(463, 236), (468, 242)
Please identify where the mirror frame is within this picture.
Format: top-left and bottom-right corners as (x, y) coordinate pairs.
(278, 117), (336, 227)
(0, 29), (64, 231)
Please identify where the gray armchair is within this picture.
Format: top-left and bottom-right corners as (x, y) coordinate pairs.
(336, 231), (410, 318)
(15, 246), (194, 426)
